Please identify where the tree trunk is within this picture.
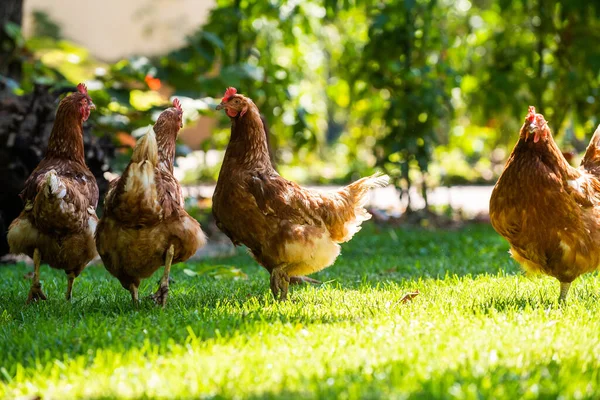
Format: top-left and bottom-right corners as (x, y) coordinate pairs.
(400, 158), (412, 212)
(421, 174), (429, 211)
(0, 0), (24, 81)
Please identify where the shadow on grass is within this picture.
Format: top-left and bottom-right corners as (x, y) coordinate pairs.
(0, 265), (408, 377)
(472, 295), (558, 313)
(0, 223), (519, 382)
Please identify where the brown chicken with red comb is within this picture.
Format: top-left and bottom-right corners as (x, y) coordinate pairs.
(96, 99), (206, 306)
(490, 106), (600, 302)
(7, 84), (98, 303)
(214, 87), (389, 300)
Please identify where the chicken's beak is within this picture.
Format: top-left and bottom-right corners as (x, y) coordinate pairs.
(215, 102), (225, 111)
(89, 101), (96, 110)
(524, 123), (536, 141)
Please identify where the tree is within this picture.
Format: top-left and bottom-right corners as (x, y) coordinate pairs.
(361, 0), (455, 210)
(0, 0), (23, 82)
(463, 0), (600, 144)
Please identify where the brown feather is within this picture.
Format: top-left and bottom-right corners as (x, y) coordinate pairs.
(95, 108), (206, 291)
(7, 89), (99, 276)
(213, 93), (389, 278)
(490, 114), (600, 291)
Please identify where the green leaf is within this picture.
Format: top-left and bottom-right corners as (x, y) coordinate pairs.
(4, 22), (25, 48)
(201, 31), (225, 50)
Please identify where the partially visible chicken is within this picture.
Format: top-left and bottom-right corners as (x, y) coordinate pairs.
(0, 84), (116, 259)
(490, 106), (600, 302)
(95, 100), (206, 306)
(214, 87), (389, 300)
(7, 83), (98, 303)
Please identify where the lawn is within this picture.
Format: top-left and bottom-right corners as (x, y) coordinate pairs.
(1, 223), (600, 399)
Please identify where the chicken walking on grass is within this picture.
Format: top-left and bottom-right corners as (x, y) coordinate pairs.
(213, 87), (389, 300)
(95, 100), (206, 306)
(490, 106), (600, 302)
(7, 84), (99, 303)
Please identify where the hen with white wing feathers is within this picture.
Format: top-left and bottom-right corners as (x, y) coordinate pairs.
(7, 84), (98, 303)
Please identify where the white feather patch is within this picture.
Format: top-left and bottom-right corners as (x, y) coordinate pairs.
(567, 175), (586, 193)
(88, 217), (98, 235)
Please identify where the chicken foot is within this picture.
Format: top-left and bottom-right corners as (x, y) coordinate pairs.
(151, 244), (174, 307)
(289, 276), (321, 285)
(270, 267), (290, 301)
(559, 281), (571, 303)
(26, 248), (47, 304)
(129, 283), (139, 306)
(65, 271), (77, 301)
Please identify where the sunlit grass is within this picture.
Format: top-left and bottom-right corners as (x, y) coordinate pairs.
(1, 224), (600, 399)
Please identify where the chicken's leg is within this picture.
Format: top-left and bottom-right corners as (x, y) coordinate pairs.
(559, 281), (571, 303)
(270, 267), (290, 301)
(129, 283), (139, 306)
(152, 244), (174, 307)
(65, 271), (77, 301)
(26, 248), (47, 304)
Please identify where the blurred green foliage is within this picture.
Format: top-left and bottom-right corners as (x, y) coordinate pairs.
(4, 0), (600, 207)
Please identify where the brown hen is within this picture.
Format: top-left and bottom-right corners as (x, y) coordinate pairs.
(95, 100), (206, 306)
(214, 87), (389, 300)
(490, 106), (600, 302)
(7, 84), (98, 303)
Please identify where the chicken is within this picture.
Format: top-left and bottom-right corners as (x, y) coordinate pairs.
(0, 84), (116, 259)
(95, 100), (206, 306)
(490, 106), (600, 302)
(7, 83), (98, 303)
(214, 87), (389, 300)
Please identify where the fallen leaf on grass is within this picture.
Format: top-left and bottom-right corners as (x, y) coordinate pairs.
(184, 266), (248, 280)
(400, 290), (420, 303)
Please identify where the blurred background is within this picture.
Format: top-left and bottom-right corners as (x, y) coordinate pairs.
(1, 0), (600, 256)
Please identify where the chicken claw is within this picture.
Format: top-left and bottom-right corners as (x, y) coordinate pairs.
(26, 282), (47, 304)
(270, 268), (290, 301)
(289, 276), (322, 285)
(151, 285), (169, 307)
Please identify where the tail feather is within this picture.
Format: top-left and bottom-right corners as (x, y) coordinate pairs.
(327, 172), (390, 242)
(346, 172), (390, 206)
(581, 124), (600, 175)
(110, 128), (162, 223)
(131, 127), (158, 165)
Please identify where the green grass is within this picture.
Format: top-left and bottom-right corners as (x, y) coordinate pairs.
(1, 223), (600, 399)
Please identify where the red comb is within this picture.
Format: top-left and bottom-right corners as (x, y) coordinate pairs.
(526, 106), (536, 123)
(222, 87), (237, 102)
(535, 113), (547, 128)
(77, 83), (88, 95)
(173, 98), (182, 112)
